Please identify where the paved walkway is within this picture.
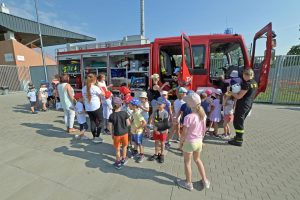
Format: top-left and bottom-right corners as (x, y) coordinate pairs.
(0, 93), (299, 200)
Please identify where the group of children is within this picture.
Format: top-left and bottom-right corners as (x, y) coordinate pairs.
(199, 88), (236, 139)
(71, 81), (236, 168)
(26, 82), (50, 114)
(25, 68), (248, 191)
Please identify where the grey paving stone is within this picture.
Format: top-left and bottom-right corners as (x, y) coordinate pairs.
(0, 93), (299, 200)
(4, 177), (57, 200)
(0, 165), (38, 199)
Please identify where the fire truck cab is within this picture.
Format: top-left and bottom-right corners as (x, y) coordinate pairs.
(151, 23), (275, 97)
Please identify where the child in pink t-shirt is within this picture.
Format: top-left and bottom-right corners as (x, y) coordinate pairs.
(176, 92), (210, 191)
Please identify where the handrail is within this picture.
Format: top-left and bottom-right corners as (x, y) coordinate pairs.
(56, 38), (150, 53)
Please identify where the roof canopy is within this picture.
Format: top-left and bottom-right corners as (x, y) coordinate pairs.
(0, 12), (95, 47)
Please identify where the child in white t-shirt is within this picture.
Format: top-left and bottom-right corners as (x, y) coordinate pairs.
(103, 90), (113, 134)
(74, 94), (89, 140)
(165, 87), (187, 149)
(27, 86), (37, 114)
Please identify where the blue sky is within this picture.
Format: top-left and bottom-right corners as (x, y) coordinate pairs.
(4, 0), (300, 56)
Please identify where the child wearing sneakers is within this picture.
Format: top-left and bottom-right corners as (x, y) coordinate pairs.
(27, 85), (37, 114)
(222, 94), (235, 139)
(38, 83), (48, 111)
(149, 98), (169, 163)
(138, 91), (150, 137)
(108, 97), (131, 169)
(177, 92), (210, 191)
(208, 89), (222, 137)
(165, 87), (187, 149)
(122, 95), (134, 156)
(74, 93), (89, 140)
(103, 90), (113, 134)
(129, 98), (147, 163)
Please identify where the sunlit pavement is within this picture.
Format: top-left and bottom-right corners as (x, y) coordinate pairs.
(0, 92), (299, 200)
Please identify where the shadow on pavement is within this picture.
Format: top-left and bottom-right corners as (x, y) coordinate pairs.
(277, 107), (300, 111)
(54, 139), (176, 186)
(12, 104), (32, 114)
(167, 147), (182, 157)
(20, 122), (71, 138)
(203, 135), (229, 146)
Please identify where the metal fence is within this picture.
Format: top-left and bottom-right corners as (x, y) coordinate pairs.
(0, 65), (58, 92)
(0, 65), (31, 91)
(255, 55), (300, 105)
(29, 65), (58, 90)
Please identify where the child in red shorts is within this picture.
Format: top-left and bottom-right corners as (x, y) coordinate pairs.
(222, 95), (235, 139)
(108, 97), (131, 169)
(149, 98), (169, 163)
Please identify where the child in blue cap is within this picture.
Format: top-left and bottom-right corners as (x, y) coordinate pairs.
(129, 98), (147, 163)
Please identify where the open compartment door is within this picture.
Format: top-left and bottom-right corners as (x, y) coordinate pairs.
(180, 33), (194, 90)
(251, 23), (275, 96)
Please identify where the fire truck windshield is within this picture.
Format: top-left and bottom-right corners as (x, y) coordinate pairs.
(210, 42), (244, 78)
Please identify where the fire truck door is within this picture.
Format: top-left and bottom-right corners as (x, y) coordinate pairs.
(180, 33), (194, 90)
(251, 23), (275, 96)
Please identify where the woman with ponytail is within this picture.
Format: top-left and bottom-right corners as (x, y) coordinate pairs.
(176, 92), (210, 191)
(82, 74), (104, 143)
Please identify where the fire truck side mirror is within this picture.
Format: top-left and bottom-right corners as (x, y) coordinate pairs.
(272, 31), (277, 38)
(272, 39), (277, 48)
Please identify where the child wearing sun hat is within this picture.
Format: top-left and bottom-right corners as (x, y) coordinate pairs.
(176, 92), (210, 191)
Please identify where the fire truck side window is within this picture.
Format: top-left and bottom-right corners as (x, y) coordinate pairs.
(160, 45), (181, 81)
(192, 45), (205, 69)
(184, 40), (192, 69)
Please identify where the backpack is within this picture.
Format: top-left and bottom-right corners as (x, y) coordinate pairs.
(154, 110), (171, 131)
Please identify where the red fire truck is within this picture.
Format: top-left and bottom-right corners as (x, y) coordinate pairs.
(57, 23), (275, 97)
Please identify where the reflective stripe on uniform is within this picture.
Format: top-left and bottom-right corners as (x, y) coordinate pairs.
(235, 129), (244, 134)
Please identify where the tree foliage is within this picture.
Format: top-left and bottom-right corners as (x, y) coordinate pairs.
(287, 44), (300, 55)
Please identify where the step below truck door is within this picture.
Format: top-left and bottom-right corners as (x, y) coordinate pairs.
(251, 23), (275, 97)
(180, 33), (194, 90)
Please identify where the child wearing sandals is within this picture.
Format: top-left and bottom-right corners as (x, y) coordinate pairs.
(108, 97), (131, 169)
(177, 92), (210, 191)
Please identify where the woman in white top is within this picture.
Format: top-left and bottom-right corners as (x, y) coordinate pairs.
(82, 74), (104, 143)
(57, 74), (76, 133)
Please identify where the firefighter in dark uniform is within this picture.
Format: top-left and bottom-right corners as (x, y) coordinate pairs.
(227, 68), (258, 146)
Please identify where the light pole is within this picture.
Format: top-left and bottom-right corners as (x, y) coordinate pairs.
(34, 0), (48, 82)
(140, 0), (145, 36)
